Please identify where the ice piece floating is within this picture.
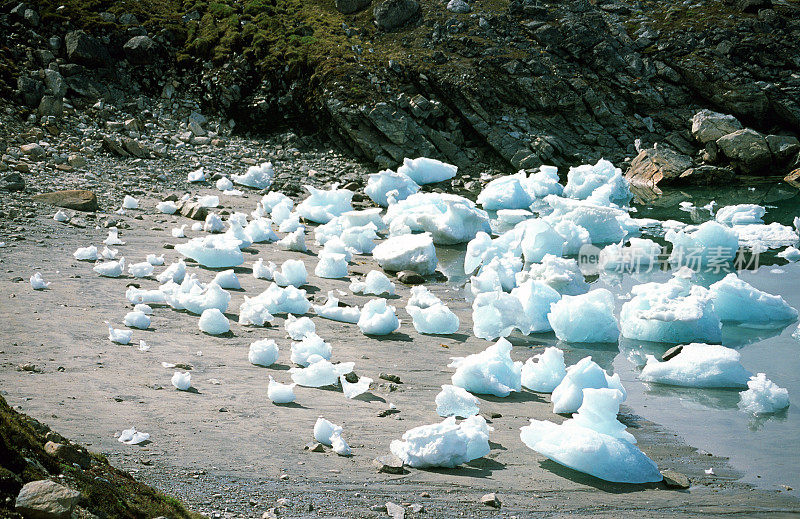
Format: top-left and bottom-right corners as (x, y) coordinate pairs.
(738, 373), (789, 415)
(547, 289), (619, 343)
(639, 343), (751, 388)
(709, 273), (797, 326)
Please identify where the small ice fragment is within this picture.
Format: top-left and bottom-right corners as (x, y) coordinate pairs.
(340, 374), (373, 399)
(53, 210), (69, 222)
(738, 373), (790, 415)
(187, 167), (205, 183)
(331, 432), (351, 456)
(291, 333), (332, 366)
(124, 310), (151, 329)
(147, 254), (165, 266)
(252, 258), (276, 280)
(238, 296), (274, 326)
(213, 269), (241, 290)
(350, 270), (395, 296)
(396, 157), (458, 185)
(364, 169), (420, 206)
(216, 176), (233, 191)
(156, 259), (186, 284)
(161, 362), (176, 369)
(157, 201), (178, 214)
(204, 213), (225, 233)
(100, 246), (118, 260)
(122, 195), (139, 209)
(357, 299), (400, 335)
(435, 384), (480, 417)
(277, 228), (307, 252)
(373, 233), (438, 275)
(138, 340), (150, 352)
(118, 427), (150, 445)
(471, 291), (524, 341)
(296, 184), (353, 223)
(285, 314), (315, 340)
(406, 286), (459, 335)
(249, 339), (279, 367)
(268, 376), (296, 404)
(94, 257), (126, 277)
(449, 338), (522, 397)
(134, 304), (152, 314)
(273, 259), (307, 287)
(175, 236), (244, 268)
(777, 246), (800, 262)
(172, 225), (186, 238)
(521, 347), (567, 393)
(715, 204), (765, 226)
(232, 161), (273, 189)
(73, 245), (98, 261)
(198, 308), (230, 335)
(104, 228), (125, 246)
(390, 415), (492, 468)
(107, 322), (132, 345)
(315, 252), (349, 279)
(128, 261), (154, 278)
(313, 291), (360, 323)
(30, 272), (50, 290)
(172, 371), (192, 391)
(547, 289), (619, 343)
(511, 280), (561, 334)
(705, 468), (714, 475)
(314, 417), (343, 446)
(550, 357), (626, 414)
(290, 356), (354, 387)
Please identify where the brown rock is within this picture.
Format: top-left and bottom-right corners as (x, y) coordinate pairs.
(716, 129), (772, 174)
(44, 441), (90, 469)
(480, 493), (502, 508)
(784, 168), (800, 188)
(397, 270), (425, 284)
(625, 146), (693, 187)
(32, 190), (98, 211)
(373, 454), (407, 474)
(20, 143), (46, 161)
(102, 136), (129, 157)
(661, 469), (691, 489)
(15, 480), (81, 519)
(179, 201), (209, 221)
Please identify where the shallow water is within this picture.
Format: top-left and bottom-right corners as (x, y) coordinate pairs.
(437, 182), (800, 494)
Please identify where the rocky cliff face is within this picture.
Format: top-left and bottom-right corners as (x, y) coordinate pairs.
(3, 0), (800, 178)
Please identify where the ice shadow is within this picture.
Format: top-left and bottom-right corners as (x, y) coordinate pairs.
(267, 363), (291, 371)
(420, 332), (470, 343)
(369, 332), (414, 343)
(201, 329), (236, 338)
(538, 460), (659, 493)
(354, 392), (386, 403)
(424, 457), (506, 478)
(478, 390), (546, 404)
(273, 402), (308, 409)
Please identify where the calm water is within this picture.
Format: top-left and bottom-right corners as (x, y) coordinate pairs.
(437, 182), (800, 494)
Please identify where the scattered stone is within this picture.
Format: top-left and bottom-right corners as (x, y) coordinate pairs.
(661, 469), (691, 489)
(662, 345), (683, 362)
(65, 30), (108, 66)
(304, 442), (326, 452)
(385, 501), (405, 519)
(43, 441), (90, 469)
(20, 143), (46, 161)
(1, 173), (25, 192)
(15, 480), (81, 519)
(179, 201), (209, 220)
(447, 0), (471, 12)
(397, 270), (425, 284)
(32, 190), (98, 211)
(379, 373), (401, 383)
(373, 454), (407, 474)
(373, 0), (420, 30)
(123, 35), (157, 65)
(480, 493), (501, 508)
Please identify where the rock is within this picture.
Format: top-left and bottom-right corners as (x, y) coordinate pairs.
(121, 137), (149, 158)
(68, 155), (86, 168)
(373, 454), (407, 474)
(716, 129), (772, 174)
(15, 480), (81, 519)
(304, 442), (326, 452)
(691, 110), (743, 144)
(373, 0), (420, 30)
(24, 8), (39, 26)
(480, 493), (501, 508)
(397, 270), (425, 284)
(102, 136), (129, 157)
(674, 165), (735, 185)
(65, 30), (108, 67)
(385, 501), (405, 519)
(661, 469), (691, 489)
(38, 95), (63, 118)
(43, 441), (90, 469)
(1, 173), (25, 192)
(624, 146), (693, 187)
(765, 135), (800, 165)
(447, 0), (471, 12)
(335, 0), (371, 14)
(784, 168), (800, 188)
(123, 35), (157, 65)
(20, 143), (46, 161)
(43, 69), (66, 98)
(661, 345), (683, 362)
(32, 190), (98, 211)
(379, 373), (401, 383)
(179, 201), (209, 220)
(188, 120), (206, 137)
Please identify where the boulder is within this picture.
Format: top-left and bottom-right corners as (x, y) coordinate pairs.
(123, 35), (157, 65)
(0, 173), (25, 192)
(716, 129), (772, 174)
(43, 441), (91, 469)
(38, 95), (63, 118)
(335, 0), (371, 14)
(660, 469), (691, 489)
(765, 135), (800, 165)
(447, 0), (471, 12)
(32, 190), (98, 211)
(20, 143), (46, 161)
(691, 110), (743, 144)
(785, 168), (800, 188)
(65, 30), (108, 67)
(373, 0), (420, 30)
(624, 146), (693, 187)
(15, 480), (81, 519)
(673, 165), (735, 185)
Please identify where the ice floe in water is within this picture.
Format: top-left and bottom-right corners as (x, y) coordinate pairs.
(521, 347), (567, 392)
(738, 373), (789, 415)
(313, 291), (360, 323)
(364, 169), (420, 207)
(715, 204), (765, 226)
(620, 273), (721, 344)
(315, 252), (349, 279)
(175, 236), (244, 268)
(268, 376), (296, 404)
(290, 356), (354, 387)
(563, 159), (631, 203)
(249, 339), (279, 367)
(471, 291), (524, 341)
(373, 233), (437, 275)
(511, 280), (561, 334)
(639, 343), (751, 388)
(296, 184), (354, 223)
(128, 261), (154, 278)
(384, 193), (490, 245)
(544, 196), (636, 244)
(436, 384), (480, 418)
(73, 245), (98, 261)
(273, 259), (307, 288)
(516, 255), (589, 296)
(599, 238), (661, 271)
(357, 299), (400, 335)
(709, 273), (797, 326)
(477, 171), (533, 210)
(341, 374), (373, 399)
(449, 338), (521, 397)
(30, 272), (50, 290)
(124, 310), (150, 330)
(551, 357), (626, 414)
(777, 246), (800, 262)
(232, 161), (273, 189)
(733, 222), (798, 250)
(107, 322), (132, 344)
(396, 157), (458, 185)
(390, 415), (492, 468)
(548, 289), (619, 343)
(118, 427), (150, 445)
(350, 270), (395, 296)
(198, 308), (230, 335)
(666, 221), (739, 267)
(172, 371), (192, 391)
(94, 257), (125, 277)
(285, 314), (315, 340)
(291, 333), (332, 366)
(406, 286), (459, 335)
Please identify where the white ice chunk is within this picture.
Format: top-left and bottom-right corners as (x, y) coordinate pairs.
(223, 221), (252, 249)
(738, 373), (789, 415)
(187, 168), (205, 183)
(213, 269), (241, 290)
(296, 184), (353, 223)
(734, 222), (798, 250)
(278, 212), (302, 233)
(350, 270), (395, 296)
(516, 254), (589, 295)
(551, 357), (626, 414)
(517, 219), (565, 263)
(238, 296), (274, 326)
(521, 347), (567, 392)
(175, 236), (244, 268)
(171, 371), (192, 390)
(331, 432), (351, 456)
(122, 195), (138, 209)
(406, 293), (459, 335)
(244, 218), (278, 243)
(477, 171), (533, 210)
(471, 290), (524, 341)
(291, 333), (332, 366)
(118, 427), (150, 445)
(552, 220), (592, 256)
(599, 238), (661, 271)
(100, 246), (118, 260)
(373, 232), (437, 275)
(107, 322), (132, 344)
(53, 209), (69, 222)
(147, 254), (165, 266)
(277, 228), (307, 252)
(511, 280), (561, 334)
(544, 196), (637, 244)
(128, 261), (154, 278)
(777, 246), (800, 262)
(715, 204), (765, 226)
(248, 339), (279, 367)
(273, 259), (307, 287)
(709, 273), (797, 326)
(568, 388), (636, 443)
(216, 176), (234, 191)
(314, 417), (343, 446)
(260, 191), (293, 213)
(203, 213), (225, 233)
(390, 415), (492, 468)
(548, 289), (619, 343)
(157, 201), (178, 214)
(257, 283), (311, 315)
(449, 337), (522, 396)
(435, 384), (480, 417)
(104, 228), (125, 246)
(563, 159), (631, 203)
(364, 169), (420, 206)
(315, 252), (349, 279)
(197, 195), (219, 208)
(666, 221), (739, 267)
(165, 280), (230, 315)
(285, 314), (315, 340)
(73, 245), (98, 261)
(252, 258), (276, 280)
(156, 259), (186, 284)
(126, 286), (166, 305)
(134, 304), (153, 315)
(198, 308), (230, 335)
(313, 290), (361, 323)
(384, 193), (490, 244)
(290, 356), (354, 387)
(29, 272), (50, 290)
(232, 161), (273, 189)
(396, 156), (457, 185)
(340, 374), (373, 399)
(639, 343), (751, 388)
(357, 298), (400, 335)
(268, 376), (296, 404)
(124, 310), (151, 329)
(93, 257), (126, 277)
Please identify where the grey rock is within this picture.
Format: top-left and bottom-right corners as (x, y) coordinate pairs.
(15, 480), (81, 519)
(373, 0), (420, 30)
(691, 110), (743, 144)
(38, 95), (63, 118)
(765, 135), (800, 164)
(373, 454), (407, 474)
(179, 201), (209, 220)
(65, 30), (108, 67)
(20, 143), (46, 161)
(379, 373), (402, 383)
(123, 36), (157, 65)
(661, 469), (691, 489)
(397, 270), (425, 284)
(716, 128), (772, 174)
(43, 69), (66, 98)
(304, 442), (326, 452)
(480, 493), (501, 508)
(335, 0), (371, 14)
(662, 345), (683, 362)
(24, 8), (39, 26)
(1, 173), (25, 192)
(385, 501), (405, 519)
(447, 0), (471, 12)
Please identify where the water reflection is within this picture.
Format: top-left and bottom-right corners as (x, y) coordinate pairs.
(641, 382), (740, 412)
(721, 322), (792, 348)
